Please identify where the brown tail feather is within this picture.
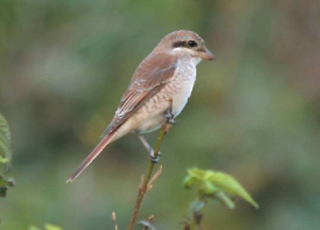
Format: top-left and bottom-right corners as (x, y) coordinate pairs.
(66, 132), (117, 182)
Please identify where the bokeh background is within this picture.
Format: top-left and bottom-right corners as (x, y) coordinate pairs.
(1, 0), (320, 229)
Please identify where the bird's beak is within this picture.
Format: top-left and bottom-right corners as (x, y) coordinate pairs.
(198, 48), (215, 60)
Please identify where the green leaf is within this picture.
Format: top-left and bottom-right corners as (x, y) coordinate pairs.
(185, 168), (259, 209)
(28, 224), (63, 230)
(205, 171), (259, 209)
(198, 181), (219, 197)
(184, 175), (198, 188)
(187, 168), (206, 179)
(45, 224), (63, 230)
(0, 113), (12, 171)
(215, 191), (236, 209)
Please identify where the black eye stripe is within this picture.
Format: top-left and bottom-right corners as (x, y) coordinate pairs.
(172, 40), (199, 48)
(172, 41), (187, 48)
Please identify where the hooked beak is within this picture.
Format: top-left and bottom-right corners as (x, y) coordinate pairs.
(198, 48), (215, 60)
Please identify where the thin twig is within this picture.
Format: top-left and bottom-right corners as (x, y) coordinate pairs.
(147, 165), (163, 191)
(127, 119), (172, 230)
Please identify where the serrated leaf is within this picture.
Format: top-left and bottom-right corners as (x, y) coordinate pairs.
(0, 113), (12, 171)
(205, 171), (259, 208)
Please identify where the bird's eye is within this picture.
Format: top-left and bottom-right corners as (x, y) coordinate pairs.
(187, 40), (197, 47)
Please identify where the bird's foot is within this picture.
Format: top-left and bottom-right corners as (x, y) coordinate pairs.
(164, 109), (178, 124)
(149, 150), (161, 163)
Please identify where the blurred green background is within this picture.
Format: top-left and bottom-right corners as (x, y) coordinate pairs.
(1, 0), (320, 229)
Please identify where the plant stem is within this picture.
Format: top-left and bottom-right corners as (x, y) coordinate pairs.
(127, 121), (172, 230)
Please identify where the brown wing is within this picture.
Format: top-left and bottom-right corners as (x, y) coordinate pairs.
(103, 52), (177, 135)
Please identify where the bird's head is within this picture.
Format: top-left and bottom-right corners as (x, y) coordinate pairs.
(155, 30), (215, 62)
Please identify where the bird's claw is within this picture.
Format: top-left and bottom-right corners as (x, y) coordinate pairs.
(149, 150), (161, 163)
(150, 156), (160, 163)
(168, 118), (179, 124)
(164, 109), (178, 124)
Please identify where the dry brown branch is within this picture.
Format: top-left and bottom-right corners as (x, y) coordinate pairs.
(127, 119), (172, 230)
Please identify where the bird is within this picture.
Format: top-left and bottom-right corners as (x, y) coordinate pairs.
(67, 30), (215, 182)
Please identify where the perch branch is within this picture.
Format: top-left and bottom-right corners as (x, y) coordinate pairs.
(127, 106), (173, 230)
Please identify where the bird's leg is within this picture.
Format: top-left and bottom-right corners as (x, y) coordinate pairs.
(137, 134), (153, 153)
(137, 134), (161, 163)
(164, 99), (178, 124)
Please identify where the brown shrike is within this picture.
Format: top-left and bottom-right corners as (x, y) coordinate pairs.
(67, 30), (214, 182)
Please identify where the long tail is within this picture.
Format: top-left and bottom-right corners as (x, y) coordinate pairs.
(66, 131), (117, 182)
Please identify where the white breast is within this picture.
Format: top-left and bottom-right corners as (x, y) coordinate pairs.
(170, 59), (198, 117)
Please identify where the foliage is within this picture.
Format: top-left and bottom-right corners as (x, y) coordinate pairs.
(29, 224), (63, 230)
(184, 168), (258, 209)
(182, 168), (258, 229)
(0, 113), (13, 198)
(0, 114), (11, 169)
